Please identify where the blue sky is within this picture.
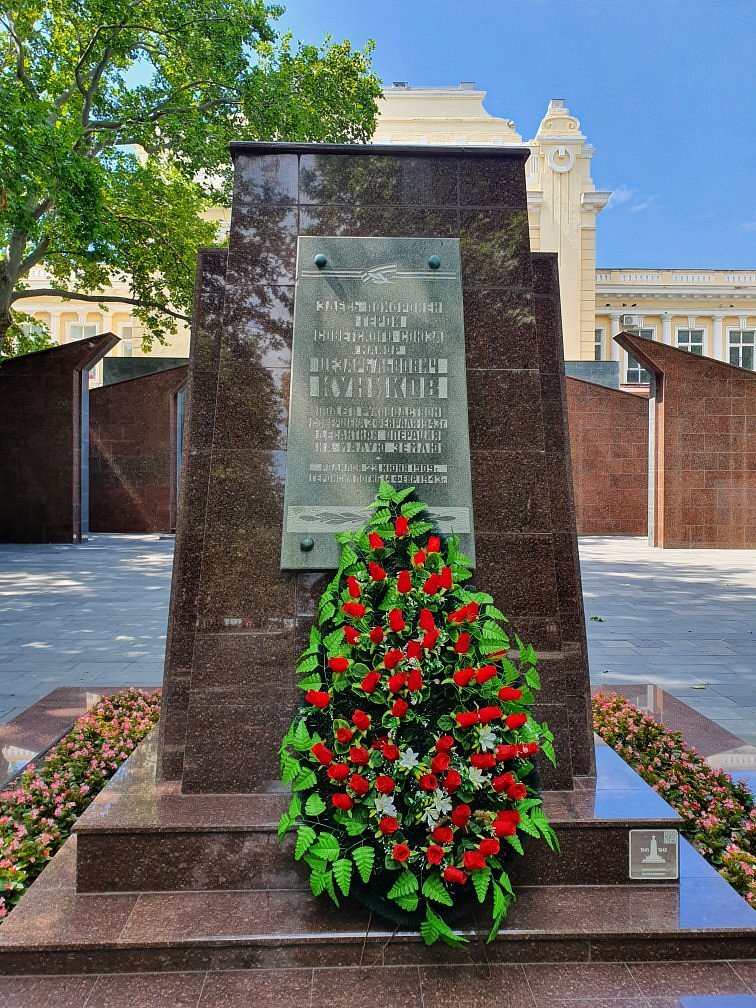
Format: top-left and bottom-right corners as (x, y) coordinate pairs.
(278, 0), (755, 269)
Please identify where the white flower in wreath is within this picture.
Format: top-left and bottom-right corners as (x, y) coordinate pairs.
(374, 794), (398, 817)
(397, 747), (419, 772)
(478, 726), (497, 751)
(430, 792), (453, 817)
(467, 767), (488, 789)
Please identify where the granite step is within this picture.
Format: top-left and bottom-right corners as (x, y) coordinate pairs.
(0, 835), (753, 975)
(72, 733), (682, 892)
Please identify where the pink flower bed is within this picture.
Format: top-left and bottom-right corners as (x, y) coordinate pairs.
(592, 690), (755, 905)
(0, 688), (161, 918)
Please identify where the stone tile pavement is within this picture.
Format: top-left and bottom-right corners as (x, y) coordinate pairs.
(0, 534), (754, 743)
(0, 536), (172, 723)
(581, 537), (756, 746)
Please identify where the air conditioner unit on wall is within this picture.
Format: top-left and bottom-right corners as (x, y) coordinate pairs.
(622, 314), (640, 329)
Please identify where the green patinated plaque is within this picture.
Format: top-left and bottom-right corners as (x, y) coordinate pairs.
(281, 236), (474, 570)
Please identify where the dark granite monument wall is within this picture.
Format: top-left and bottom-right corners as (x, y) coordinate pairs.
(0, 335), (118, 543)
(89, 365), (188, 533)
(617, 331), (756, 548)
(566, 376), (649, 536)
(159, 144), (594, 793)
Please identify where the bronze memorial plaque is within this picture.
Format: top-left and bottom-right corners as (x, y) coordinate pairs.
(281, 236), (474, 570)
(628, 829), (680, 880)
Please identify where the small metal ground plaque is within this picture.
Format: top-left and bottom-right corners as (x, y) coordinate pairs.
(629, 829), (679, 880)
(281, 236), (474, 570)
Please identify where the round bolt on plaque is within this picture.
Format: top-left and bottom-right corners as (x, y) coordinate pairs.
(300, 536), (315, 552)
(427, 255), (441, 270)
(314, 254), (328, 269)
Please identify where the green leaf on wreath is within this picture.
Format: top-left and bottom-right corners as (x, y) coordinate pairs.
(387, 871), (419, 900)
(292, 767), (317, 791)
(410, 520), (434, 536)
(310, 869), (332, 898)
(333, 858), (353, 896)
(421, 906), (469, 948)
(498, 870), (514, 896)
(400, 501), (426, 520)
(288, 794), (302, 819)
(294, 825), (317, 860)
(318, 602), (336, 623)
(323, 627), (345, 651)
(280, 755), (300, 785)
(304, 793), (326, 816)
(352, 845), (375, 883)
(310, 833), (340, 861)
(277, 812), (292, 839)
(296, 653), (320, 676)
(309, 626), (322, 650)
(472, 866), (491, 903)
(421, 875), (454, 906)
(292, 721), (312, 751)
(394, 893), (419, 912)
(524, 666), (541, 691)
(517, 814), (540, 839)
(505, 832), (524, 855)
(298, 673), (322, 692)
(485, 605), (507, 621)
(378, 480), (395, 499)
(394, 486), (415, 503)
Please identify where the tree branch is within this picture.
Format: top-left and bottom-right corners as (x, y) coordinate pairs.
(1, 12), (39, 98)
(10, 288), (190, 322)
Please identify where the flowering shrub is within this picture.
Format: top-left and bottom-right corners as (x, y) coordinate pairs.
(279, 484), (557, 946)
(592, 690), (755, 905)
(0, 688), (161, 919)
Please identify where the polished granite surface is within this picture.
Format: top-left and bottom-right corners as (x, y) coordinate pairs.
(599, 684), (756, 793)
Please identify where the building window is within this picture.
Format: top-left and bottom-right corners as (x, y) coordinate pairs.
(626, 354), (650, 384)
(120, 326), (133, 357)
(676, 328), (704, 355)
(729, 329), (754, 370)
(594, 327), (604, 361)
(624, 327), (654, 383)
(67, 324), (98, 343)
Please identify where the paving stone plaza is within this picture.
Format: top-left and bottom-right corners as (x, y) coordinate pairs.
(1, 534), (754, 745)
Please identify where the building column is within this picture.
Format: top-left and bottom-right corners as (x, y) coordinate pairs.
(609, 311), (622, 361)
(661, 311), (672, 345)
(711, 311), (725, 360)
(49, 311), (63, 345)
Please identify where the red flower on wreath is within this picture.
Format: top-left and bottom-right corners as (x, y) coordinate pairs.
(369, 562), (387, 582)
(327, 763), (349, 782)
(331, 793), (353, 810)
(394, 516), (409, 537)
(352, 709), (371, 731)
(492, 773), (515, 793)
(311, 743), (333, 765)
(392, 842), (411, 862)
(412, 550), (426, 567)
(305, 690), (330, 709)
(406, 640), (423, 660)
(443, 866), (467, 885)
(387, 672), (408, 693)
(422, 574), (440, 595)
(382, 743), (400, 762)
(418, 773), (438, 791)
(368, 532), (384, 550)
(346, 576), (361, 598)
(349, 773), (370, 796)
(342, 601), (366, 619)
(455, 710), (479, 728)
(360, 671), (381, 693)
(384, 649), (403, 670)
(349, 746), (370, 765)
(453, 667), (475, 687)
(379, 816), (398, 835)
(498, 686), (523, 701)
(418, 608), (435, 631)
(463, 850), (487, 872)
(344, 627), (361, 646)
(407, 669), (423, 692)
(388, 609), (405, 632)
(431, 752), (450, 773)
(369, 626), (385, 644)
(475, 665), (497, 684)
(479, 706), (503, 724)
(443, 769), (462, 793)
(479, 837), (501, 857)
(328, 656), (349, 674)
(392, 698), (409, 718)
(451, 803), (471, 827)
(505, 712), (528, 730)
(439, 566), (453, 590)
(496, 743), (517, 762)
(335, 727), (353, 744)
(396, 570), (412, 593)
(507, 782), (528, 801)
(427, 535), (441, 553)
(470, 752), (496, 769)
(454, 632), (471, 655)
(426, 844), (444, 864)
(375, 775), (395, 794)
(432, 825), (454, 844)
(421, 628), (440, 650)
(436, 735), (455, 752)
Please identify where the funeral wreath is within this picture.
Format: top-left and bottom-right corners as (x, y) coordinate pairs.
(279, 484), (558, 946)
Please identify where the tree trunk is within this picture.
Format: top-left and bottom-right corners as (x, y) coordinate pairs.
(0, 263), (15, 358)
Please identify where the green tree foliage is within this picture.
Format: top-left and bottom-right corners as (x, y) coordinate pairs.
(0, 0), (382, 354)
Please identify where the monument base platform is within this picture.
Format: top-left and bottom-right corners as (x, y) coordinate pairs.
(0, 736), (753, 984)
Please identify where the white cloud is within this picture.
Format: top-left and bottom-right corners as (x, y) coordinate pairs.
(606, 185), (658, 213)
(742, 220), (756, 232)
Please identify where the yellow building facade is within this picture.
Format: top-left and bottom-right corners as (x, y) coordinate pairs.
(18, 83), (756, 385)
